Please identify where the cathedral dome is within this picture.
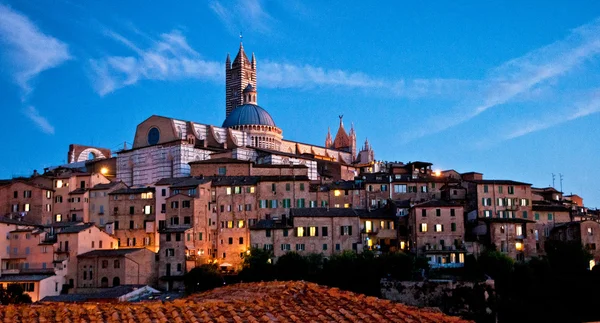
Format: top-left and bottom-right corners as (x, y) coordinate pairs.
(222, 104), (276, 128)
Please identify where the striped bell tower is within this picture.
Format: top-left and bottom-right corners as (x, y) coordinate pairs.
(225, 42), (257, 117)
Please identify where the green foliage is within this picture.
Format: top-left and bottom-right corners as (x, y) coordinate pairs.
(276, 252), (309, 281)
(183, 264), (224, 295)
(0, 284), (32, 305)
(477, 249), (514, 281)
(544, 240), (592, 274)
(238, 247), (275, 282)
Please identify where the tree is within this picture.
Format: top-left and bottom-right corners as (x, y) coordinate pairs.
(0, 284), (32, 305)
(183, 264), (224, 294)
(544, 240), (592, 274)
(276, 252), (309, 281)
(238, 247), (275, 282)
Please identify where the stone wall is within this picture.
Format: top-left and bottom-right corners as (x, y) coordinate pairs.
(380, 278), (496, 321)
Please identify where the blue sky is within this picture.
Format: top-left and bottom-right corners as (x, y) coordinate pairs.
(1, 1), (600, 207)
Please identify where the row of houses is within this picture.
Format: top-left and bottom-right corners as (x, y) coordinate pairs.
(0, 152), (597, 299)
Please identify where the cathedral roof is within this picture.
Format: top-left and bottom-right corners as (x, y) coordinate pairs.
(222, 104), (276, 128)
(233, 43), (251, 66)
(333, 122), (350, 149)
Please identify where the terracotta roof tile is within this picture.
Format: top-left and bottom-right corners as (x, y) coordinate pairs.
(0, 281), (472, 322)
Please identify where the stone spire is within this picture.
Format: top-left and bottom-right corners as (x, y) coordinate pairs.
(226, 42), (257, 117)
(333, 115), (351, 149)
(325, 127), (333, 148)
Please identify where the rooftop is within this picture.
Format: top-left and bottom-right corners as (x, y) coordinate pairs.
(110, 187), (155, 195)
(290, 207), (358, 217)
(56, 223), (95, 234)
(467, 179), (532, 186)
(78, 248), (144, 258)
(3, 281), (470, 322)
(90, 182), (124, 191)
(0, 274), (54, 282)
(188, 157), (252, 165)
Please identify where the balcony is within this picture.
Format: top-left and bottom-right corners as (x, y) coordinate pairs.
(505, 204), (519, 211)
(430, 262), (465, 269)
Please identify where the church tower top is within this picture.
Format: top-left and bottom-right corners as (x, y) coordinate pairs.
(225, 41), (257, 117)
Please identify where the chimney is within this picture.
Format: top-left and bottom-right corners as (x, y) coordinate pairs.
(32, 169), (39, 177)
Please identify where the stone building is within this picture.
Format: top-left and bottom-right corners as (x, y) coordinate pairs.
(77, 248), (157, 292)
(0, 178), (54, 225)
(550, 220), (600, 268)
(115, 44), (374, 188)
(88, 181), (128, 228)
(108, 187), (157, 251)
(358, 206), (399, 252)
(408, 200), (466, 268)
(250, 208), (361, 260)
(54, 223), (118, 292)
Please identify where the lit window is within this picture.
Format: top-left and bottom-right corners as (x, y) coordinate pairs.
(297, 227), (305, 237)
(334, 190), (341, 197)
(141, 192), (153, 199)
(589, 228), (593, 235)
(420, 223), (427, 232)
(144, 205), (152, 215)
(238, 220), (244, 228)
(309, 227), (317, 237)
(56, 214), (62, 222)
(24, 204), (30, 212)
(435, 224), (443, 232)
(516, 225), (523, 236)
(56, 180), (63, 188)
(400, 241), (405, 249)
(365, 221), (372, 233)
(226, 187), (232, 195)
(227, 221), (234, 229)
(344, 203), (350, 208)
(515, 242), (523, 251)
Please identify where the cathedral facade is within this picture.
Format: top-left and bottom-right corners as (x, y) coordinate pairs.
(115, 43), (376, 187)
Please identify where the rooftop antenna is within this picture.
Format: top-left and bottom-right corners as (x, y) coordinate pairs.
(551, 173), (555, 188)
(559, 173), (564, 193)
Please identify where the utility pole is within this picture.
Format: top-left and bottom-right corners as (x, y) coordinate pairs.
(559, 173), (564, 193)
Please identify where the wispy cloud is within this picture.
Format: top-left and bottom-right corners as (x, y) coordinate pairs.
(503, 90), (600, 140)
(92, 28), (465, 98)
(0, 4), (68, 135)
(89, 30), (222, 96)
(405, 17), (600, 142)
(23, 106), (55, 134)
(209, 0), (276, 35)
(0, 4), (71, 97)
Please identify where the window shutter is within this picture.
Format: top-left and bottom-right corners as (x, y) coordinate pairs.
(348, 226), (353, 236)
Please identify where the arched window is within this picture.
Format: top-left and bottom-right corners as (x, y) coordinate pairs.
(113, 277), (120, 287)
(88, 152), (96, 160)
(101, 277), (108, 288)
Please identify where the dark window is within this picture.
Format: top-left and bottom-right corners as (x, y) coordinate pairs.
(113, 277), (120, 286)
(184, 216), (191, 224)
(166, 233), (171, 242)
(129, 206), (134, 215)
(322, 227), (328, 236)
(228, 237), (233, 244)
(175, 233), (181, 241)
(266, 229), (271, 237)
(129, 221), (134, 229)
(162, 189), (166, 196)
(114, 221), (119, 229)
(239, 237), (243, 244)
(283, 229), (288, 237)
(114, 260), (120, 269)
(450, 209), (455, 217)
(436, 209), (441, 217)
(13, 191), (17, 198)
(421, 209), (426, 217)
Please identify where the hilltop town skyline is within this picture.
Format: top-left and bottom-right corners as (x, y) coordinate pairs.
(0, 1), (599, 207)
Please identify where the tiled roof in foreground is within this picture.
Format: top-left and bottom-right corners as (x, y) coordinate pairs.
(0, 281), (471, 322)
